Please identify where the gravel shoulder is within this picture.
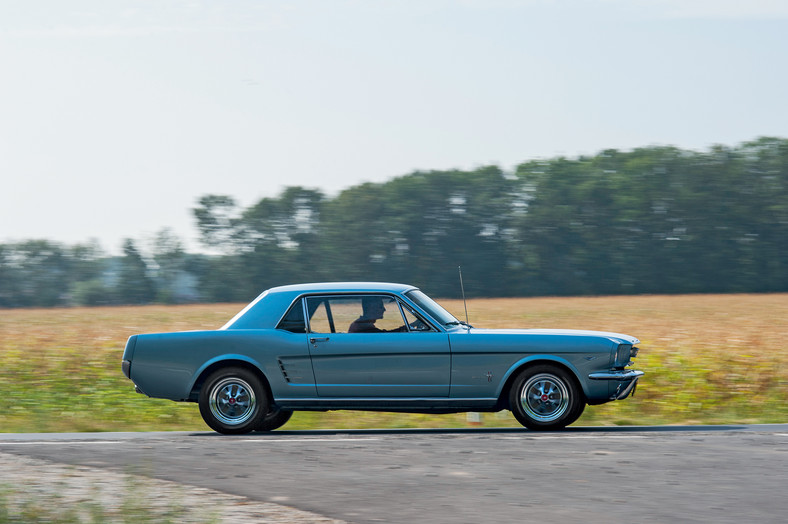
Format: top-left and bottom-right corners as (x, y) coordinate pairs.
(0, 452), (345, 523)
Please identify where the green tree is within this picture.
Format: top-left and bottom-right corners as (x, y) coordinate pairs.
(6, 240), (70, 306)
(116, 239), (155, 304)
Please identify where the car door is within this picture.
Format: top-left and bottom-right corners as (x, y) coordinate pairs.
(306, 295), (451, 397)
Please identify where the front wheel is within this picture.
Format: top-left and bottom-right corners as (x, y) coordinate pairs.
(198, 367), (268, 435)
(254, 407), (293, 432)
(509, 365), (584, 431)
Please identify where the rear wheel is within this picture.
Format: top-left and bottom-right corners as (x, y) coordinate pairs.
(509, 365), (584, 431)
(198, 367), (268, 435)
(254, 407), (293, 432)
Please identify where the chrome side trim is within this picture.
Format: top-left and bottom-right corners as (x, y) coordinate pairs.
(276, 397), (498, 403)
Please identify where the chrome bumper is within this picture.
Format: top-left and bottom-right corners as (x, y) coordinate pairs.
(588, 369), (644, 381)
(588, 369), (644, 400)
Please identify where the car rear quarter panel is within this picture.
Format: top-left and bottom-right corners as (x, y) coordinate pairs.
(448, 330), (617, 400)
(129, 330), (315, 400)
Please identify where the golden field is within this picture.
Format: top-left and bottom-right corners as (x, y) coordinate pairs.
(1, 293), (787, 433)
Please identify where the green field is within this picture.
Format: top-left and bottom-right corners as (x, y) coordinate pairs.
(2, 294), (787, 433)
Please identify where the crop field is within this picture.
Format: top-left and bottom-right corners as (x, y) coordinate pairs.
(1, 294), (787, 433)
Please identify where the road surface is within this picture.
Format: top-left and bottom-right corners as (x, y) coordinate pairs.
(2, 425), (787, 523)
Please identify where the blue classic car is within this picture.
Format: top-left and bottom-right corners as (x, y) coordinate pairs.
(122, 282), (643, 434)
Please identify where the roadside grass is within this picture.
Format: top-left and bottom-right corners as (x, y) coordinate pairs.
(1, 294), (786, 433)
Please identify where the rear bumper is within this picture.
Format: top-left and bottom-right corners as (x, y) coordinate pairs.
(588, 369), (644, 400)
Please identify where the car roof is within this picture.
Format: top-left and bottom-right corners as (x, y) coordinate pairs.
(222, 282), (420, 330)
(266, 282), (417, 295)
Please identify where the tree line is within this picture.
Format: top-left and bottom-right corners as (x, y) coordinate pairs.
(1, 137), (786, 307)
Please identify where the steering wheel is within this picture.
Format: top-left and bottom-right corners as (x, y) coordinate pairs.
(409, 319), (429, 331)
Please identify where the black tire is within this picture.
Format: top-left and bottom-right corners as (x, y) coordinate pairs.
(509, 365), (584, 431)
(198, 367), (268, 435)
(254, 407), (293, 432)
(564, 400), (586, 427)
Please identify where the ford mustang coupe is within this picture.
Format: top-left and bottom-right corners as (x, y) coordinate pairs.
(122, 282), (643, 434)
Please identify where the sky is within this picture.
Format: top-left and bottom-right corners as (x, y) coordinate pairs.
(2, 0), (787, 253)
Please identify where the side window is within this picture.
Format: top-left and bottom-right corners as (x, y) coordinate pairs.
(401, 303), (435, 332)
(276, 300), (306, 333)
(306, 295), (413, 333)
(327, 297), (360, 332)
(306, 296), (363, 333)
(377, 296), (409, 332)
(345, 295), (407, 333)
(307, 299), (333, 333)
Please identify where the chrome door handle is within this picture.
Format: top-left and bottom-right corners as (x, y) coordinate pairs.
(310, 337), (329, 345)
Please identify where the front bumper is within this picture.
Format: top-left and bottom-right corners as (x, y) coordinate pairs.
(588, 369), (644, 400)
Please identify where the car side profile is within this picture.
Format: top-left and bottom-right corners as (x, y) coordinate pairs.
(122, 282), (643, 434)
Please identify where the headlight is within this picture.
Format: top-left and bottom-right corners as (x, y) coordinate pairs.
(614, 344), (632, 367)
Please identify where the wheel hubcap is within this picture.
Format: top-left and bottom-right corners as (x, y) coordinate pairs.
(209, 377), (256, 426)
(520, 373), (569, 423)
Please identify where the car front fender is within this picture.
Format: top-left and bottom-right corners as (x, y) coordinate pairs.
(496, 355), (587, 399)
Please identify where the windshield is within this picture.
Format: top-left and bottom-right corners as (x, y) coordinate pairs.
(405, 290), (460, 326)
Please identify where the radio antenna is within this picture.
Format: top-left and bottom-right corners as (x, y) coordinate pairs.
(458, 265), (470, 325)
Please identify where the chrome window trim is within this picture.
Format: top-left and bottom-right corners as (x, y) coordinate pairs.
(274, 290), (447, 334)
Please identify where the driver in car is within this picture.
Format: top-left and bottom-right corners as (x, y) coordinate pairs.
(348, 296), (407, 333)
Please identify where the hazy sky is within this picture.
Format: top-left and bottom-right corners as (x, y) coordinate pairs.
(2, 0), (787, 253)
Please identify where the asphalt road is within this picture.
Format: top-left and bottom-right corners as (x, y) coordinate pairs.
(2, 425), (788, 523)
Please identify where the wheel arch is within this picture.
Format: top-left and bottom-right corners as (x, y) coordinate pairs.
(189, 357), (273, 403)
(497, 357), (587, 410)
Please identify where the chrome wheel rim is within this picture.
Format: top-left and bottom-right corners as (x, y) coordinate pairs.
(209, 377), (256, 426)
(520, 373), (569, 423)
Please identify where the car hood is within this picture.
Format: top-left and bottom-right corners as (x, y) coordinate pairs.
(465, 327), (640, 346)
